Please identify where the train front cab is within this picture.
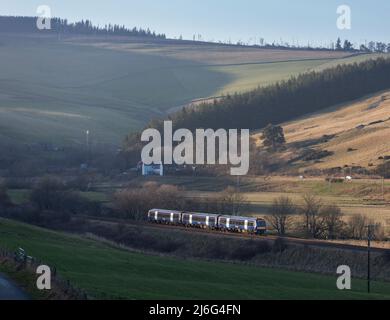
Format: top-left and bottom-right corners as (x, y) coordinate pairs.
(217, 216), (267, 235)
(256, 219), (267, 235)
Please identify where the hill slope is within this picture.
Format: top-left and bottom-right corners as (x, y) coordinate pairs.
(0, 33), (355, 147)
(0, 218), (389, 299)
(254, 91), (390, 171)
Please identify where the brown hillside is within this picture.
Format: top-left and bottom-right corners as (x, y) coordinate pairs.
(254, 91), (390, 171)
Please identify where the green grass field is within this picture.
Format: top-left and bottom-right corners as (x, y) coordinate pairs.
(0, 33), (372, 147)
(0, 218), (389, 299)
(0, 34), (228, 146)
(214, 53), (390, 94)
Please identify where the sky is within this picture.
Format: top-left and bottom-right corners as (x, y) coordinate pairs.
(1, 0), (389, 46)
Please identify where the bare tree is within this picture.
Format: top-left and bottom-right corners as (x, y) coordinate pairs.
(114, 189), (150, 220)
(371, 223), (386, 241)
(319, 205), (344, 239)
(113, 183), (185, 220)
(219, 186), (247, 215)
(30, 176), (92, 214)
(348, 214), (369, 239)
(268, 196), (296, 236)
(347, 214), (385, 240)
(301, 194), (323, 238)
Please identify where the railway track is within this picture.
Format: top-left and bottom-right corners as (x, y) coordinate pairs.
(81, 215), (390, 254)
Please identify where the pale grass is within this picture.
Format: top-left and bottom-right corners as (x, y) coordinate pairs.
(71, 38), (351, 65)
(253, 91), (390, 169)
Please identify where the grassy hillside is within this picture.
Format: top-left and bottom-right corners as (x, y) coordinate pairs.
(0, 33), (355, 146)
(211, 59), (333, 94)
(82, 37), (355, 94)
(210, 54), (388, 94)
(253, 91), (390, 171)
(0, 218), (390, 299)
(0, 34), (226, 146)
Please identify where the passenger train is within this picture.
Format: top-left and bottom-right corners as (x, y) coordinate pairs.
(147, 209), (267, 235)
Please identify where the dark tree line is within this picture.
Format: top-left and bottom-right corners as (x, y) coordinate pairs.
(123, 57), (390, 166)
(256, 37), (390, 53)
(138, 57), (390, 135)
(0, 16), (166, 39)
(360, 41), (390, 53)
(335, 38), (354, 51)
(208, 37), (389, 53)
(335, 37), (390, 53)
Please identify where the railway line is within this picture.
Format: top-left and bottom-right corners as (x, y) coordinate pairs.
(81, 215), (390, 254)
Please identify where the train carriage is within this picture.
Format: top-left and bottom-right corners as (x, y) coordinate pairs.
(147, 209), (182, 225)
(146, 209), (267, 235)
(218, 215), (267, 234)
(181, 212), (219, 229)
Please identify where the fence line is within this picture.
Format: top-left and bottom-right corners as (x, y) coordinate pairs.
(0, 247), (89, 300)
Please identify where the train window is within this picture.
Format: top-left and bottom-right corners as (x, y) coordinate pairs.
(257, 220), (266, 227)
(193, 216), (205, 222)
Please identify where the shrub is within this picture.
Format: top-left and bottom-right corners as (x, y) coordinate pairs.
(3, 203), (40, 223)
(40, 210), (71, 224)
(302, 149), (333, 162)
(272, 237), (288, 253)
(30, 176), (97, 215)
(319, 205), (345, 239)
(66, 175), (92, 191)
(0, 184), (12, 208)
(347, 215), (385, 240)
(3, 178), (33, 189)
(30, 177), (66, 211)
(348, 214), (369, 239)
(113, 183), (186, 220)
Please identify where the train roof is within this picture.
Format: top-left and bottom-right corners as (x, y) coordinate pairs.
(182, 211), (220, 217)
(149, 209), (182, 214)
(149, 209), (265, 221)
(218, 215), (260, 221)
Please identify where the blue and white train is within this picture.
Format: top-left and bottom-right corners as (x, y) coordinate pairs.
(147, 209), (267, 235)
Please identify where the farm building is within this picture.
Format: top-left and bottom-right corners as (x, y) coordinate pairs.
(142, 163), (164, 176)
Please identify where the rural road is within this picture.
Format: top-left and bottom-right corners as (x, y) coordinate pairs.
(0, 273), (30, 300)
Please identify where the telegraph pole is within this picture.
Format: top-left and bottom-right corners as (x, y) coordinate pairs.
(366, 225), (374, 294)
(382, 157), (385, 201)
(86, 130), (90, 165)
(236, 175), (241, 216)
